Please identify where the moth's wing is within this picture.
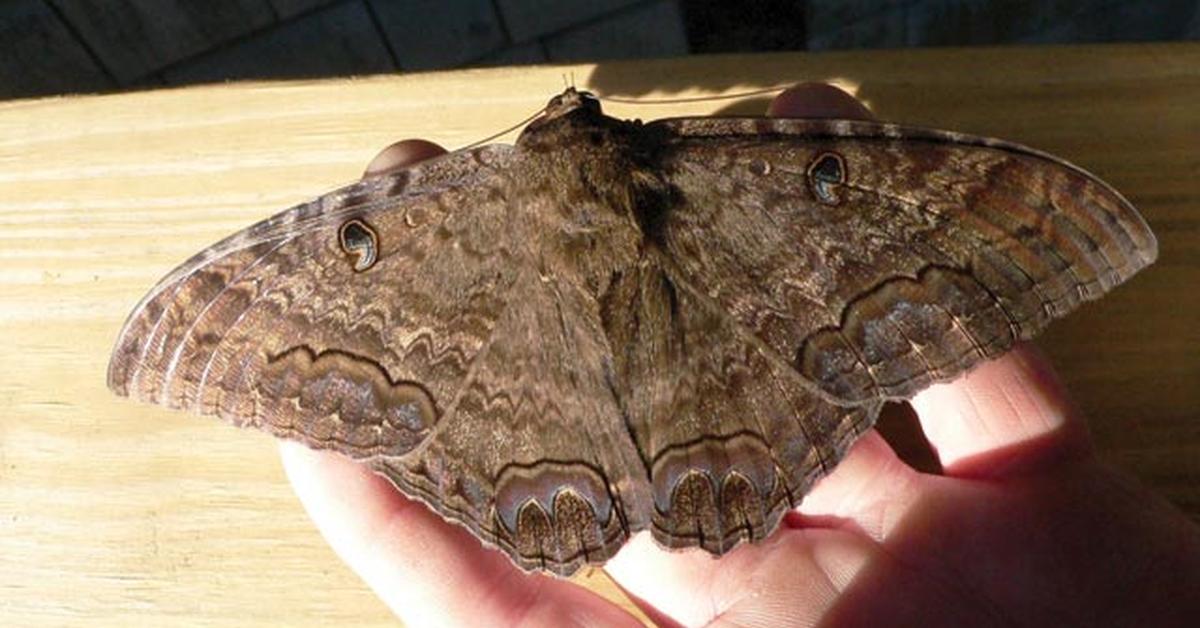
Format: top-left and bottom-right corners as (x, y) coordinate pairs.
(604, 117), (1156, 555)
(651, 117), (1157, 403)
(109, 144), (521, 443)
(107, 144), (650, 575)
(601, 256), (877, 555)
(385, 271), (653, 575)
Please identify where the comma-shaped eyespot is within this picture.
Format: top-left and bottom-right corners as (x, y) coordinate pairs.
(339, 218), (379, 272)
(807, 152), (847, 204)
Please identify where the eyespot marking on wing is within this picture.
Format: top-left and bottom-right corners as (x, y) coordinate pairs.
(807, 152), (846, 204)
(339, 219), (378, 272)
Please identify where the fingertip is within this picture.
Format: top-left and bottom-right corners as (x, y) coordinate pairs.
(362, 138), (447, 178)
(277, 441), (412, 553)
(768, 82), (876, 120)
(278, 442), (635, 626)
(911, 344), (1093, 479)
(278, 442), (504, 623)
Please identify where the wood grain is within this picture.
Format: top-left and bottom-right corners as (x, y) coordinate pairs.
(1, 43), (1197, 626)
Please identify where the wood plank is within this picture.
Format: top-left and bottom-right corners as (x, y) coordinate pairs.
(544, 0), (688, 62)
(0, 43), (1197, 626)
(496, 0), (642, 42)
(0, 0), (114, 99)
(49, 0), (277, 83)
(366, 0), (505, 69)
(804, 0), (1200, 49)
(269, 0), (340, 20)
(162, 0), (395, 86)
(474, 40), (548, 67)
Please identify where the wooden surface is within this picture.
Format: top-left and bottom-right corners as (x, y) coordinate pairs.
(1, 43), (1197, 626)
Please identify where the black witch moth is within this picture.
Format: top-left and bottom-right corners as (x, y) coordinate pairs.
(109, 88), (1157, 576)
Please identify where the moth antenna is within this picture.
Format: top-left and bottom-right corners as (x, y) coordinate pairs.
(458, 104), (546, 151)
(597, 84), (795, 105)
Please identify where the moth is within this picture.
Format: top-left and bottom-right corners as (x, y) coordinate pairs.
(109, 88), (1157, 576)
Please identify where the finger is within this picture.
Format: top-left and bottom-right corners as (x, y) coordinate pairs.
(791, 431), (922, 538)
(362, 139), (447, 178)
(280, 444), (639, 627)
(911, 343), (1093, 479)
(768, 82), (876, 119)
(279, 443), (509, 625)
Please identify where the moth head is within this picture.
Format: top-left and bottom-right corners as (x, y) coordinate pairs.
(519, 88), (607, 149)
(543, 87), (602, 122)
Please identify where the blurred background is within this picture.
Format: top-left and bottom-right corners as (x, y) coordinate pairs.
(3, 0), (1198, 102)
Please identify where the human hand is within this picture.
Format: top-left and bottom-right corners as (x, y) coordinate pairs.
(279, 84), (1200, 627)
